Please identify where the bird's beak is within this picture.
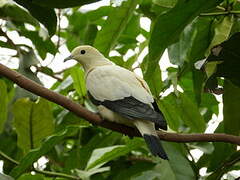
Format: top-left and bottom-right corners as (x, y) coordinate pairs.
(64, 55), (73, 62)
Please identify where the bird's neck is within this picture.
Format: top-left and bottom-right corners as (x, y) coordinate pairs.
(83, 57), (113, 74)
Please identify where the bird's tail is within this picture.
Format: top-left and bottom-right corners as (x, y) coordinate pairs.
(134, 120), (168, 160)
(143, 134), (168, 160)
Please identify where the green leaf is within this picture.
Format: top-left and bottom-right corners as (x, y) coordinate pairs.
(168, 42), (185, 66)
(132, 170), (161, 180)
(10, 126), (78, 178)
(14, 0), (57, 36)
(94, 0), (139, 56)
(18, 173), (45, 180)
(185, 17), (213, 64)
(54, 76), (73, 94)
(0, 3), (39, 26)
(168, 16), (213, 66)
(0, 80), (8, 132)
(86, 6), (113, 22)
(119, 14), (141, 46)
(206, 151), (240, 180)
(163, 142), (196, 180)
(0, 40), (15, 49)
(31, 0), (101, 8)
(158, 93), (205, 132)
(206, 124), (236, 173)
(86, 138), (144, 170)
(146, 0), (223, 79)
(157, 94), (182, 131)
(206, 32), (240, 87)
(64, 12), (89, 51)
(15, 51), (41, 101)
(145, 65), (164, 97)
(178, 93), (205, 132)
(84, 24), (98, 46)
(0, 173), (14, 180)
(223, 80), (240, 136)
(70, 66), (87, 98)
(75, 167), (110, 179)
(153, 0), (177, 8)
(113, 162), (155, 180)
(206, 15), (234, 55)
(189, 142), (214, 154)
(13, 98), (54, 154)
(20, 30), (57, 59)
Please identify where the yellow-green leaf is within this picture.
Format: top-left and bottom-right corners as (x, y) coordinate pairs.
(0, 80), (8, 132)
(13, 98), (54, 154)
(70, 66), (87, 99)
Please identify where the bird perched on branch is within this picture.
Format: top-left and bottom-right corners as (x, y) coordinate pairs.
(64, 45), (168, 159)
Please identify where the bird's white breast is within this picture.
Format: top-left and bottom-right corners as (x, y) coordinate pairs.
(86, 65), (154, 104)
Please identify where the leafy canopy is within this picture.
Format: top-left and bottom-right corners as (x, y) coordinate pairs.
(0, 0), (240, 179)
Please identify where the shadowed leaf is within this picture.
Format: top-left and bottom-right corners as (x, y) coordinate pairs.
(94, 0), (139, 56)
(146, 0), (223, 80)
(10, 126), (78, 178)
(14, 0), (57, 36)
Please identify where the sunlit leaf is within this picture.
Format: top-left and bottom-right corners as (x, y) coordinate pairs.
(75, 166), (110, 179)
(206, 15), (234, 54)
(86, 138), (144, 170)
(70, 66), (87, 99)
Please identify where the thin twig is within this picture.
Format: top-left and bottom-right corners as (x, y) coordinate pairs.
(45, 9), (62, 66)
(35, 169), (79, 180)
(0, 63), (240, 145)
(200, 10), (240, 16)
(35, 65), (63, 81)
(0, 150), (19, 165)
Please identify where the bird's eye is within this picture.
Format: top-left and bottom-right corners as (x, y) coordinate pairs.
(80, 50), (86, 54)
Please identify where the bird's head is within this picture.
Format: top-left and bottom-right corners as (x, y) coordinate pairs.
(64, 45), (104, 64)
(64, 45), (113, 71)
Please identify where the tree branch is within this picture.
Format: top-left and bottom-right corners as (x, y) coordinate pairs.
(0, 63), (240, 145)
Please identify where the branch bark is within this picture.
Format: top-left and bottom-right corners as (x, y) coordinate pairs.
(0, 63), (240, 145)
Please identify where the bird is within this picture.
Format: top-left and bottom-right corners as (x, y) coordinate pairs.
(64, 45), (168, 160)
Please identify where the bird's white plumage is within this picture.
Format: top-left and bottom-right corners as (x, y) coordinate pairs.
(66, 45), (168, 159)
(86, 65), (154, 104)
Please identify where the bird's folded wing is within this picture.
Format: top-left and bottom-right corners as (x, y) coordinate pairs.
(88, 93), (166, 128)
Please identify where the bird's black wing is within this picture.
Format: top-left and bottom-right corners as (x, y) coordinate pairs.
(88, 92), (167, 130)
(152, 101), (167, 130)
